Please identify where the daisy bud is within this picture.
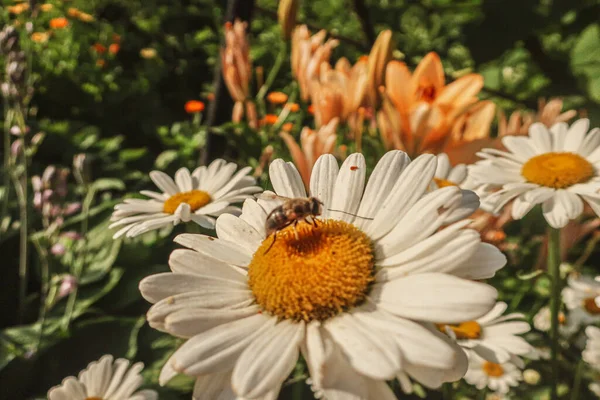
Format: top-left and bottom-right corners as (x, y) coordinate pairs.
(57, 275), (77, 299)
(11, 139), (23, 156)
(50, 243), (66, 256)
(278, 0), (299, 40)
(140, 47), (157, 59)
(10, 125), (21, 136)
(30, 132), (45, 146)
(523, 369), (540, 385)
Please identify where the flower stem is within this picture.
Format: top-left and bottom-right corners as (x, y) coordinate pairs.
(570, 360), (584, 400)
(443, 383), (453, 400)
(548, 226), (561, 400)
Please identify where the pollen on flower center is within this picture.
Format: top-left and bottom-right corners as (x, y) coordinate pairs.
(583, 297), (600, 315)
(247, 219), (375, 322)
(163, 190), (211, 214)
(434, 178), (458, 188)
(483, 361), (504, 377)
(437, 321), (482, 339)
(521, 152), (594, 189)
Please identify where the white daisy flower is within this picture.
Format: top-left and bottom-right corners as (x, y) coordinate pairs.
(470, 118), (600, 228)
(432, 153), (469, 189)
(590, 382), (600, 398)
(584, 326), (600, 371)
(532, 306), (577, 337)
(47, 354), (156, 400)
(562, 274), (600, 325)
(139, 150), (506, 400)
(437, 301), (534, 364)
(463, 350), (523, 394)
(110, 159), (261, 238)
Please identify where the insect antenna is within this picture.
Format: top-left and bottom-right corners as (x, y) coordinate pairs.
(327, 208), (374, 220)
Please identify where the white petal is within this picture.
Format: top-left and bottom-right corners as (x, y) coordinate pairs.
(194, 201), (231, 216)
(139, 273), (247, 304)
(365, 154), (437, 240)
(269, 159), (306, 198)
(162, 314), (273, 383)
(371, 273), (497, 323)
(175, 168), (193, 192)
(174, 234), (251, 267)
(309, 154), (340, 220)
(563, 118), (589, 153)
(216, 214), (263, 254)
(328, 153), (366, 223)
(149, 171), (179, 195)
(232, 320), (304, 398)
(529, 123), (552, 153)
(580, 128), (600, 156)
(542, 191), (583, 228)
(165, 305), (261, 338)
(193, 370), (235, 400)
(550, 122), (568, 151)
(325, 313), (402, 380)
(354, 150), (410, 229)
(212, 167), (254, 199)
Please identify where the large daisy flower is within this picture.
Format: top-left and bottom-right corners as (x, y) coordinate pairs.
(584, 326), (600, 371)
(139, 150), (506, 399)
(110, 159), (261, 238)
(562, 274), (600, 326)
(470, 118), (600, 228)
(437, 301), (534, 364)
(47, 354), (157, 400)
(463, 350), (523, 394)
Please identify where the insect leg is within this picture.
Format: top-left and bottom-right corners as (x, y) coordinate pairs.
(264, 232), (277, 254)
(292, 220), (300, 240)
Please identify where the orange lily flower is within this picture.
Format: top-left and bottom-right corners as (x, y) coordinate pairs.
(309, 57), (369, 128)
(49, 18), (69, 29)
(291, 25), (339, 101)
(185, 100), (205, 114)
(280, 118), (339, 187)
(267, 92), (288, 105)
(222, 20), (257, 128)
(381, 52), (491, 158)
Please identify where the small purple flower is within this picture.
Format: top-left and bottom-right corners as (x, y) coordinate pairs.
(63, 202), (81, 216)
(61, 231), (82, 240)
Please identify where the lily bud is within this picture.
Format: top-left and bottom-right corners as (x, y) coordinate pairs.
(278, 0), (299, 40)
(367, 30), (393, 107)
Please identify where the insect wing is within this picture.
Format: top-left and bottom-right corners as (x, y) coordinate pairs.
(254, 191), (291, 201)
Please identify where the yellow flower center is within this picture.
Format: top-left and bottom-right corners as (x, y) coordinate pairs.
(483, 361), (504, 377)
(248, 220), (374, 322)
(434, 178), (458, 188)
(583, 297), (600, 315)
(163, 190), (211, 214)
(521, 152), (594, 189)
(436, 321), (482, 340)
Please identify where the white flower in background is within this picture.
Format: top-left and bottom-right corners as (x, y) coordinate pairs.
(562, 274), (600, 325)
(139, 151), (506, 399)
(432, 153), (469, 189)
(437, 302), (534, 363)
(470, 119), (600, 228)
(532, 305), (579, 338)
(584, 326), (600, 371)
(110, 159), (261, 238)
(590, 383), (600, 398)
(47, 354), (157, 400)
(463, 350), (523, 394)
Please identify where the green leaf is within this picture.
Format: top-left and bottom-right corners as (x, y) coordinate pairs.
(155, 150), (178, 169)
(119, 148), (148, 162)
(92, 178), (125, 192)
(571, 24), (600, 103)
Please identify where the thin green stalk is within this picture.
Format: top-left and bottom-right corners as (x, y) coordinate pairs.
(1, 106), (13, 239)
(548, 227), (561, 400)
(570, 360), (584, 400)
(255, 41), (287, 117)
(62, 185), (96, 331)
(292, 362), (305, 400)
(443, 383), (453, 400)
(32, 237), (50, 352)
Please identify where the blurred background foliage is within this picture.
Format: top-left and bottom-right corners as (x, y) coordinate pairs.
(1, 0), (600, 398)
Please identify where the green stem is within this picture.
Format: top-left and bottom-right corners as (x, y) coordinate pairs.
(32, 237), (50, 352)
(443, 383), (453, 400)
(255, 41), (287, 117)
(292, 360), (305, 400)
(1, 106), (12, 240)
(548, 227), (561, 400)
(570, 360), (584, 400)
(61, 185), (96, 331)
